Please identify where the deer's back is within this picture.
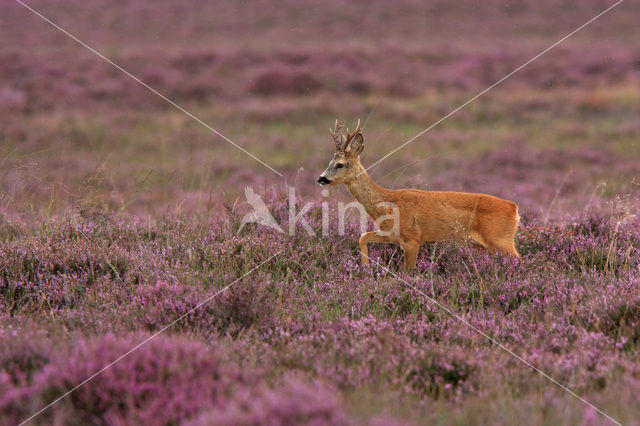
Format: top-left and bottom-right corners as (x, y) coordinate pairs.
(385, 189), (518, 242)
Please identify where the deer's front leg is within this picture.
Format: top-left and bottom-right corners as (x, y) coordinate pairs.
(401, 241), (420, 270)
(359, 231), (402, 266)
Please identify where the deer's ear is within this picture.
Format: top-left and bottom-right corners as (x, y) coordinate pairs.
(347, 133), (364, 156)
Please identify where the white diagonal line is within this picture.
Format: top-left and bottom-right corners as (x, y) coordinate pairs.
(15, 0), (283, 177)
(18, 251), (282, 425)
(362, 254), (621, 426)
(365, 0), (624, 173)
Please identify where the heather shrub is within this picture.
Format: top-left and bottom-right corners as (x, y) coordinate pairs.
(574, 283), (640, 351)
(567, 215), (639, 275)
(0, 235), (129, 311)
(134, 278), (276, 338)
(0, 333), (54, 423)
(1, 332), (354, 425)
(260, 315), (482, 401)
(404, 344), (477, 399)
(0, 215), (22, 242)
(0, 86), (27, 111)
(250, 65), (323, 95)
(515, 214), (639, 275)
(383, 289), (423, 317)
(1, 334), (249, 425)
(0, 335), (52, 385)
(188, 377), (349, 425)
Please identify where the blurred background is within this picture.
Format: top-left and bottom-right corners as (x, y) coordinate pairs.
(2, 3), (640, 424)
(1, 0), (639, 222)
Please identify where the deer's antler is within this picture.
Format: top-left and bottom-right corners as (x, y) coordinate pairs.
(342, 119), (361, 151)
(329, 119), (346, 151)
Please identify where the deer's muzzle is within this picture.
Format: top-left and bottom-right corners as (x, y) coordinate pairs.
(317, 176), (331, 185)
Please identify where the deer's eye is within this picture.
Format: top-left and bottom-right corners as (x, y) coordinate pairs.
(336, 163), (344, 169)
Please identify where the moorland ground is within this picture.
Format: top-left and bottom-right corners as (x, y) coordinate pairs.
(1, 0), (639, 424)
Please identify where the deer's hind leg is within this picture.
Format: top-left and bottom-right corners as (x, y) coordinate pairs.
(469, 230), (489, 251)
(400, 240), (420, 270)
(490, 215), (520, 258)
(492, 236), (520, 258)
(473, 227), (519, 258)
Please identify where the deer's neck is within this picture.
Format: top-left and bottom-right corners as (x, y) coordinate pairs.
(345, 161), (389, 218)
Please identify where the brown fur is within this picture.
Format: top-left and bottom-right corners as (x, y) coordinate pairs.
(319, 121), (520, 270)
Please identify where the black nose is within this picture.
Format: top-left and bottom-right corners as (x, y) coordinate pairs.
(317, 176), (330, 185)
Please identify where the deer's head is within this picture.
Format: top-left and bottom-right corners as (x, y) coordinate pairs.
(318, 119), (364, 186)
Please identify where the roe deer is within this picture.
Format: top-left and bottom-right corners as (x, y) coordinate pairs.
(317, 119), (520, 270)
